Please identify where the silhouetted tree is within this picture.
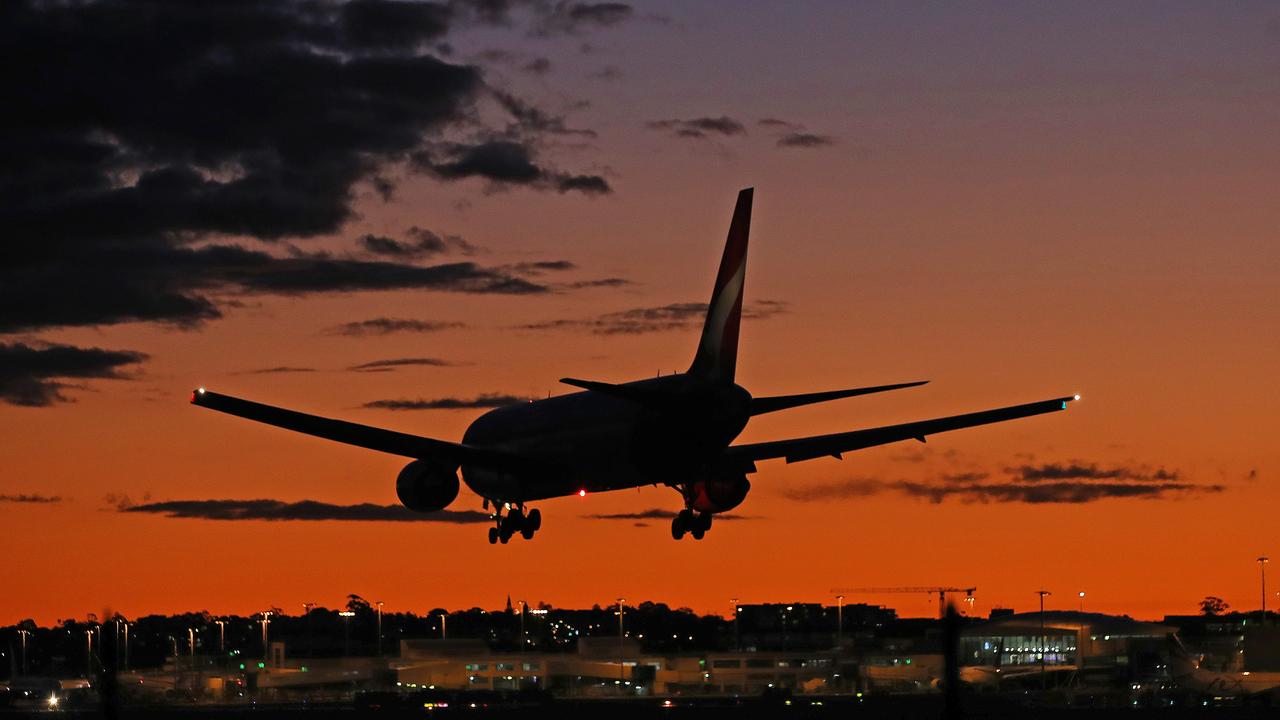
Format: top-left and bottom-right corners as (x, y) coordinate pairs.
(1199, 596), (1230, 616)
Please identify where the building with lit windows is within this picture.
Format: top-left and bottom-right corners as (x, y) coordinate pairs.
(961, 611), (1175, 685)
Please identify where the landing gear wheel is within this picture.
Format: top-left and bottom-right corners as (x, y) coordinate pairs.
(488, 527), (498, 545)
(520, 522), (535, 540)
(691, 527), (705, 540)
(527, 508), (542, 532)
(499, 528), (512, 544)
(672, 509), (694, 540)
(699, 513), (713, 532)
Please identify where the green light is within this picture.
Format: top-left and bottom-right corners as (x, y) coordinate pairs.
(300, 666), (308, 672)
(257, 662), (265, 669)
(238, 663), (245, 670)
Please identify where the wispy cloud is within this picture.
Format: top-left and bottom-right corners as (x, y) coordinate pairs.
(783, 462), (1224, 504)
(347, 357), (457, 373)
(121, 499), (489, 523)
(235, 366), (316, 375)
(518, 300), (787, 335)
(324, 318), (467, 337)
(777, 132), (835, 148)
(0, 494), (63, 504)
(1008, 462), (1180, 482)
(362, 394), (530, 410)
(646, 116), (746, 139)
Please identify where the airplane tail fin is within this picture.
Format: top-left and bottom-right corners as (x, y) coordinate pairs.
(688, 188), (752, 382)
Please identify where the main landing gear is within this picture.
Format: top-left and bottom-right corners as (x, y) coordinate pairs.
(671, 508), (713, 541)
(486, 502), (541, 544)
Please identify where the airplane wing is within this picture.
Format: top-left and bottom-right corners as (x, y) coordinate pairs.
(725, 395), (1079, 465)
(189, 388), (537, 472)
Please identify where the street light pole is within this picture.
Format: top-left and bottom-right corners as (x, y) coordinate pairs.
(215, 620), (226, 654)
(302, 603), (316, 656)
(375, 601), (384, 657)
(1259, 557), (1270, 624)
(1037, 590), (1052, 690)
(440, 613), (447, 640)
(18, 629), (30, 676)
(260, 611), (272, 665)
(616, 597), (626, 683)
(340, 611), (355, 656)
(730, 598), (740, 651)
(835, 595), (844, 649)
(1078, 591), (1085, 613)
(188, 628), (196, 659)
(122, 623), (129, 671)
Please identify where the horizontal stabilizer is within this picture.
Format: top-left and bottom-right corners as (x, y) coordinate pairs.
(750, 380), (929, 415)
(559, 376), (639, 398)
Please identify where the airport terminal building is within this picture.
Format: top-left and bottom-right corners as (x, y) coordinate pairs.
(961, 611), (1175, 685)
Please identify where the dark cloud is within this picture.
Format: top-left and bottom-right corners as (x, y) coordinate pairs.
(518, 300), (787, 334)
(783, 464), (1224, 505)
(939, 472), (990, 484)
(362, 393), (530, 409)
(0, 494), (64, 504)
(646, 116), (746, 139)
(757, 118), (798, 129)
(561, 278), (631, 289)
(235, 366), (317, 375)
(509, 260), (577, 274)
(0, 342), (148, 407)
(585, 508), (754, 521)
(533, 2), (634, 35)
(1, 0), (607, 340)
(122, 498), (489, 523)
(523, 57), (552, 74)
(777, 132), (835, 148)
(491, 90), (598, 137)
(359, 227), (478, 258)
(1009, 462), (1180, 482)
(348, 357), (456, 372)
(413, 140), (609, 193)
(324, 318), (467, 336)
(590, 66), (623, 81)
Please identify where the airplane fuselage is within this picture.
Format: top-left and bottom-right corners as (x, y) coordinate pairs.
(460, 374), (751, 502)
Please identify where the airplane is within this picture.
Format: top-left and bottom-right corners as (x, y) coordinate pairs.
(1167, 635), (1280, 698)
(192, 188), (1079, 544)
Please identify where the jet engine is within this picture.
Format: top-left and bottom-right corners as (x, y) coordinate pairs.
(689, 471), (751, 513)
(396, 460), (460, 512)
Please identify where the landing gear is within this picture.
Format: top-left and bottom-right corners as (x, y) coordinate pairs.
(671, 508), (713, 540)
(487, 502), (541, 544)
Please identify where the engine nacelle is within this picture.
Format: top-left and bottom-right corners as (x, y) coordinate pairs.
(689, 471), (751, 514)
(396, 460), (460, 512)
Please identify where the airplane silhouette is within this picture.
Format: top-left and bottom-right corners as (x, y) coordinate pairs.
(192, 188), (1078, 543)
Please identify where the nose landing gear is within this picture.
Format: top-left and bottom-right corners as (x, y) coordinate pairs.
(671, 508), (713, 540)
(487, 502), (542, 544)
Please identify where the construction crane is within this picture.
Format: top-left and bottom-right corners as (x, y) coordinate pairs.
(830, 586), (977, 619)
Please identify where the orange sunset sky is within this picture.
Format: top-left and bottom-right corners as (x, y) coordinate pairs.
(2, 1), (1278, 625)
